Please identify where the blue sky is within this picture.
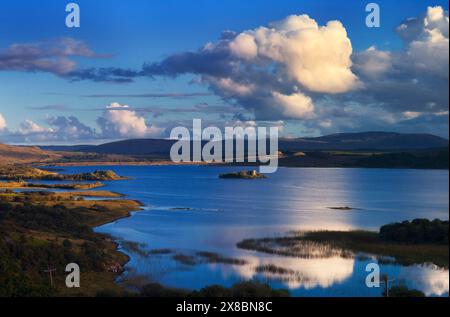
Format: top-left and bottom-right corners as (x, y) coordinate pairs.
(0, 0), (448, 144)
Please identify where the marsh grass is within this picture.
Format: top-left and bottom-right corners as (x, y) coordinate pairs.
(171, 251), (248, 266)
(149, 248), (173, 254)
(120, 240), (150, 257)
(237, 237), (353, 259)
(238, 230), (449, 268)
(255, 264), (295, 275)
(173, 254), (198, 266)
(196, 251), (248, 265)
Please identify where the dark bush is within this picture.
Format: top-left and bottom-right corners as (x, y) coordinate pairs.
(139, 281), (290, 297)
(385, 285), (425, 297)
(140, 283), (189, 297)
(380, 219), (448, 244)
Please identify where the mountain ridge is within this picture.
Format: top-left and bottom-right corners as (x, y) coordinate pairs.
(38, 131), (449, 155)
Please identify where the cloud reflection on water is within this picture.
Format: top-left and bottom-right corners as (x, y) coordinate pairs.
(225, 255), (354, 289)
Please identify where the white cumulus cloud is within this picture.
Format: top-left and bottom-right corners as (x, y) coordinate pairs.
(0, 113), (6, 131)
(271, 91), (315, 119)
(229, 33), (258, 60)
(19, 119), (52, 135)
(229, 14), (360, 93)
(97, 102), (164, 138)
(142, 13), (360, 121)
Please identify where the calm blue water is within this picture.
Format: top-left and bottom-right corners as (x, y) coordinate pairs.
(57, 166), (449, 297)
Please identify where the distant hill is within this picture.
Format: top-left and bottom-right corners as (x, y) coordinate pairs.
(40, 132), (449, 155)
(280, 132), (449, 151)
(0, 143), (61, 165)
(2, 131), (448, 169)
(41, 139), (175, 155)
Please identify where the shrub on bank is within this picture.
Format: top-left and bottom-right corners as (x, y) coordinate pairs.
(380, 219), (449, 244)
(138, 281), (290, 297)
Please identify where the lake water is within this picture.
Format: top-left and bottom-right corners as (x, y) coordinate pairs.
(58, 166), (449, 297)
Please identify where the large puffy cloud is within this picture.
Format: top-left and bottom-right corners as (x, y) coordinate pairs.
(138, 7), (447, 135)
(229, 15), (359, 93)
(97, 103), (164, 138)
(352, 6), (449, 118)
(133, 14), (359, 120)
(73, 15), (360, 120)
(397, 6), (449, 44)
(49, 7), (447, 137)
(396, 6), (449, 79)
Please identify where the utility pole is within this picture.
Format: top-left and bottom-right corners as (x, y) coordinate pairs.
(44, 265), (56, 287)
(381, 274), (395, 297)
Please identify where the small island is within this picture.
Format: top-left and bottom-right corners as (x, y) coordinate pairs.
(328, 206), (358, 211)
(219, 170), (267, 179)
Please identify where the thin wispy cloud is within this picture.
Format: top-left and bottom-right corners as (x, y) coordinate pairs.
(0, 37), (109, 76)
(28, 105), (72, 111)
(130, 103), (246, 118)
(82, 92), (211, 98)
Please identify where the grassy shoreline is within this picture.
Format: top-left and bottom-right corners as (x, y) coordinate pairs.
(0, 165), (128, 181)
(0, 181), (105, 190)
(237, 229), (449, 268)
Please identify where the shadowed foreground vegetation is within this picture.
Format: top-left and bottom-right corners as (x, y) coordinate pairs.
(0, 190), (140, 296)
(352, 149), (449, 169)
(137, 281), (289, 298)
(385, 285), (425, 297)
